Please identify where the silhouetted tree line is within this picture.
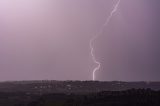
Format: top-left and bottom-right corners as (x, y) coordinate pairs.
(0, 89), (156, 106)
(1, 81), (160, 94)
(0, 88), (160, 106)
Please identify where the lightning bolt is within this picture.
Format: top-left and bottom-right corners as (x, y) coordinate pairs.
(90, 0), (121, 81)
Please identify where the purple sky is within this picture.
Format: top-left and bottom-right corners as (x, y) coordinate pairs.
(0, 0), (160, 81)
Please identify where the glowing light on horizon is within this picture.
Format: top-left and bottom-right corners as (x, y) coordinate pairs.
(90, 0), (121, 81)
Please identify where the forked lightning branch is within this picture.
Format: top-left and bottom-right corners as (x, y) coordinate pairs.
(90, 0), (121, 81)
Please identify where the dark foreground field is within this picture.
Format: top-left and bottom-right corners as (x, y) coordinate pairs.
(0, 81), (160, 106)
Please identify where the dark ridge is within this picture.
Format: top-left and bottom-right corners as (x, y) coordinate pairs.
(0, 80), (160, 94)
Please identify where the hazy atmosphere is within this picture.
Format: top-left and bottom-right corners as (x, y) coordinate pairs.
(0, 0), (160, 81)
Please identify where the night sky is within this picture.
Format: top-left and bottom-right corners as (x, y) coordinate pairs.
(0, 0), (160, 81)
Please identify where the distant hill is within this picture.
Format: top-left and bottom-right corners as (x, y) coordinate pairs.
(0, 81), (160, 94)
(0, 81), (160, 106)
